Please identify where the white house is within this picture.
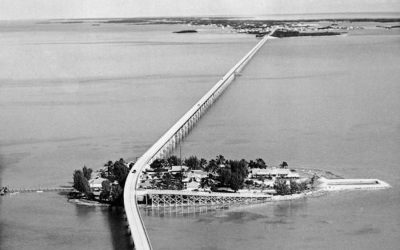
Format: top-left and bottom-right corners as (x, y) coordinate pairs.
(89, 177), (108, 196)
(185, 181), (200, 191)
(168, 165), (189, 173)
(251, 168), (299, 179)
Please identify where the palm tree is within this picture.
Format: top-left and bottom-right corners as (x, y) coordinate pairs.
(280, 161), (288, 169)
(206, 159), (218, 173)
(200, 158), (208, 170)
(256, 158), (267, 168)
(216, 155), (225, 165)
(200, 177), (214, 189)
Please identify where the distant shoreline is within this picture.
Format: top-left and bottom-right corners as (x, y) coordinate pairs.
(30, 15), (400, 25)
(99, 17), (400, 25)
(32, 16), (399, 38)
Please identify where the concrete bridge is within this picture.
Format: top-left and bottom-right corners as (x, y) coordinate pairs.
(123, 29), (277, 250)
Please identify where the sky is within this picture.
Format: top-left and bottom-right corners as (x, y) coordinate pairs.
(0, 0), (399, 20)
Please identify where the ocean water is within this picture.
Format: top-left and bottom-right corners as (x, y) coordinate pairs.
(0, 22), (255, 249)
(1, 20), (400, 250)
(142, 24), (400, 249)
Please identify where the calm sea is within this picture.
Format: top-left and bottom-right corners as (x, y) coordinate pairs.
(1, 18), (400, 249)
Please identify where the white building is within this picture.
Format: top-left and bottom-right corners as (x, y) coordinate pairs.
(168, 165), (189, 173)
(251, 168), (300, 179)
(89, 177), (108, 196)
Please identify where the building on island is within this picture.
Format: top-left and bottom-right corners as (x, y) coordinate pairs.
(89, 176), (108, 197)
(250, 168), (300, 179)
(168, 165), (189, 174)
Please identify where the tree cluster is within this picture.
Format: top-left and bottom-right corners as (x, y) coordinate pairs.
(147, 155), (297, 194)
(72, 158), (129, 205)
(99, 158), (129, 205)
(274, 179), (308, 195)
(102, 158), (129, 187)
(150, 155), (208, 171)
(216, 160), (248, 191)
(152, 172), (184, 190)
(248, 158), (267, 169)
(149, 155), (259, 192)
(73, 166), (93, 195)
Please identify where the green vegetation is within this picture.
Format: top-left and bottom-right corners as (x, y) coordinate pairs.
(149, 155), (255, 192)
(248, 158), (267, 169)
(274, 179), (308, 195)
(184, 156), (207, 170)
(99, 180), (111, 201)
(149, 158), (169, 171)
(71, 154), (313, 207)
(82, 166), (92, 180)
(71, 158), (130, 206)
(73, 168), (91, 194)
(217, 160), (248, 191)
(146, 154), (312, 195)
(279, 161), (288, 169)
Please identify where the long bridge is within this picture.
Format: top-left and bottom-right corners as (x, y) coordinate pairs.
(123, 29), (277, 250)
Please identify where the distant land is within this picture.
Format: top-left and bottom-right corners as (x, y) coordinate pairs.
(173, 29), (198, 34)
(39, 16), (400, 38)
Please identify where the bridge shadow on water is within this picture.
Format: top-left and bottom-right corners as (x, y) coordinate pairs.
(63, 191), (132, 250)
(105, 207), (132, 250)
(142, 198), (309, 225)
(73, 203), (132, 250)
(142, 204), (228, 218)
(141, 200), (286, 218)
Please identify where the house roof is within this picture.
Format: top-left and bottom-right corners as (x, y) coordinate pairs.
(89, 177), (107, 188)
(139, 181), (152, 189)
(185, 181), (200, 190)
(287, 172), (300, 178)
(187, 170), (208, 178)
(251, 168), (292, 176)
(169, 165), (189, 172)
(190, 170), (207, 174)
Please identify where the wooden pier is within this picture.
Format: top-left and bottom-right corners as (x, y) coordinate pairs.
(6, 187), (74, 193)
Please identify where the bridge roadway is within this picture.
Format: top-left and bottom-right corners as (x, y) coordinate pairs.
(123, 29), (277, 250)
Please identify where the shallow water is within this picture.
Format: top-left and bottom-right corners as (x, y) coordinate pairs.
(0, 22), (254, 249)
(0, 22), (254, 188)
(1, 192), (130, 250)
(143, 24), (400, 250)
(1, 21), (400, 250)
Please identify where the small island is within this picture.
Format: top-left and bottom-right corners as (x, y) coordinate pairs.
(69, 155), (313, 206)
(271, 29), (343, 38)
(69, 158), (133, 206)
(68, 154), (389, 207)
(173, 29), (198, 34)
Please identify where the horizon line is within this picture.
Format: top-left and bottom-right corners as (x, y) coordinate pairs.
(1, 11), (399, 22)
